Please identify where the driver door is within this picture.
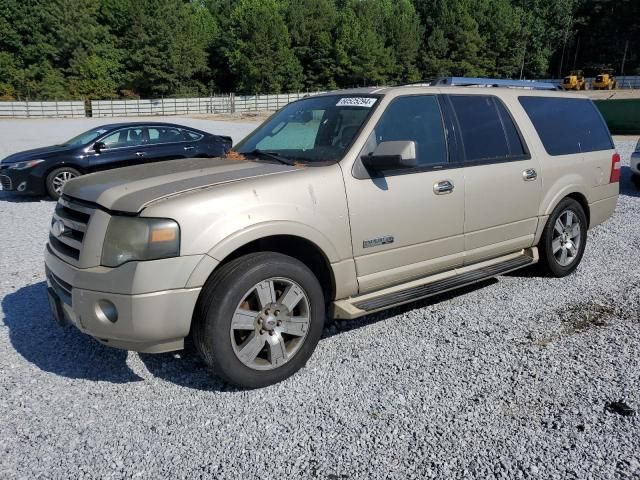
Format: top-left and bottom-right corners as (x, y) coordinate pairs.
(343, 95), (465, 294)
(89, 127), (147, 171)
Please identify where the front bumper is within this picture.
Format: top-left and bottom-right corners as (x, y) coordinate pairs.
(44, 248), (204, 353)
(631, 153), (640, 176)
(0, 167), (45, 194)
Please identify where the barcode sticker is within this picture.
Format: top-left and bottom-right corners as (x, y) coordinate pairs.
(336, 97), (377, 108)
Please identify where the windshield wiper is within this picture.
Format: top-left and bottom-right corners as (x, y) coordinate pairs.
(244, 149), (296, 166)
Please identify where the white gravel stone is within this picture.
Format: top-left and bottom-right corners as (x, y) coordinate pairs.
(0, 120), (639, 478)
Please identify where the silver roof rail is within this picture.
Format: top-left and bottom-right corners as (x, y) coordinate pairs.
(433, 77), (559, 91)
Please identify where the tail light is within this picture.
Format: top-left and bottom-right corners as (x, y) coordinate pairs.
(609, 153), (621, 183)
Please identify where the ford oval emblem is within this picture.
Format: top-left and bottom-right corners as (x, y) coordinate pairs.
(52, 220), (66, 238)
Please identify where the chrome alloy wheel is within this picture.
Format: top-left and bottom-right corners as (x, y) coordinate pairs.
(230, 277), (311, 371)
(52, 170), (77, 196)
(552, 209), (582, 267)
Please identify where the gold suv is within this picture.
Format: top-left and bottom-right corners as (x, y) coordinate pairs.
(45, 85), (620, 387)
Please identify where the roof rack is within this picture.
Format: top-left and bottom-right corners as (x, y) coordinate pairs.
(432, 77), (559, 91)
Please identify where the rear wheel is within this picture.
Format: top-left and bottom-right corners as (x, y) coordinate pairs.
(46, 167), (80, 199)
(538, 198), (587, 277)
(193, 252), (325, 388)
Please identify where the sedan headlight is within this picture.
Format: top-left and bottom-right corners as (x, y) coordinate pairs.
(8, 159), (45, 170)
(101, 217), (180, 267)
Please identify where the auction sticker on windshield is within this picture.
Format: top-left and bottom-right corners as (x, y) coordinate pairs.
(336, 97), (377, 108)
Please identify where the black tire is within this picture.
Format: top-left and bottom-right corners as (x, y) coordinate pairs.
(193, 252), (325, 389)
(631, 173), (640, 187)
(538, 198), (588, 277)
(45, 166), (81, 199)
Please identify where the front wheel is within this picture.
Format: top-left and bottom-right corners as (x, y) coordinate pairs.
(46, 167), (81, 199)
(193, 252), (325, 388)
(538, 198), (587, 277)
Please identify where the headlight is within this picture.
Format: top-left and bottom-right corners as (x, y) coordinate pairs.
(635, 139), (640, 153)
(101, 217), (180, 267)
(8, 159), (45, 170)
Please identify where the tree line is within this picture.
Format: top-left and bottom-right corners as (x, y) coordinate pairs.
(0, 0), (638, 100)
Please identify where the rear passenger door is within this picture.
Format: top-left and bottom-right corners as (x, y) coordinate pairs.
(345, 95), (465, 293)
(144, 126), (190, 162)
(443, 94), (541, 265)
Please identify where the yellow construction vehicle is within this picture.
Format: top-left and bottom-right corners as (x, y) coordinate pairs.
(561, 70), (588, 90)
(592, 68), (617, 90)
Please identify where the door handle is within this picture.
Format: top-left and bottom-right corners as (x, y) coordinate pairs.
(522, 168), (537, 181)
(433, 180), (454, 195)
(184, 146), (194, 151)
(135, 151), (145, 157)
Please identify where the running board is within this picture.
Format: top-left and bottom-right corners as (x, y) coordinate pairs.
(331, 248), (538, 319)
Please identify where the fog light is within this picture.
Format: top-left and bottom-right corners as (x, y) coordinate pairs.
(17, 181), (27, 192)
(95, 299), (118, 323)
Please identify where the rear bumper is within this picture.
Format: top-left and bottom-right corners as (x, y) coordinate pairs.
(44, 248), (203, 353)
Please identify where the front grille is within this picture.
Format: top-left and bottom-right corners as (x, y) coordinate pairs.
(46, 267), (72, 306)
(48, 197), (94, 264)
(0, 175), (12, 190)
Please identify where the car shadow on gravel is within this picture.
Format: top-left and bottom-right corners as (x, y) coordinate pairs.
(620, 166), (640, 198)
(2, 282), (143, 383)
(0, 191), (53, 203)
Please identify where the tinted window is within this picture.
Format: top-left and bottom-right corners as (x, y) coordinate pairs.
(450, 95), (514, 162)
(147, 127), (183, 144)
(184, 130), (204, 141)
(519, 97), (613, 155)
(101, 128), (144, 149)
(495, 100), (526, 156)
(363, 95), (447, 167)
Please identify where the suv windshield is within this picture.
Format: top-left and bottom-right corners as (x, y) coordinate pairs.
(235, 95), (378, 163)
(65, 127), (110, 146)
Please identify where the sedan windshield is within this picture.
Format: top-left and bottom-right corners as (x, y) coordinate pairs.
(235, 95), (379, 163)
(64, 127), (110, 146)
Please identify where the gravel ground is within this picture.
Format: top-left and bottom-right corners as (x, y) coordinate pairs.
(1, 122), (639, 478)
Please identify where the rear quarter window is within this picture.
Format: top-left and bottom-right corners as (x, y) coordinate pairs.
(518, 97), (613, 156)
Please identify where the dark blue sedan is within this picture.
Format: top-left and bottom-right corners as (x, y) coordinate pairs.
(0, 122), (232, 199)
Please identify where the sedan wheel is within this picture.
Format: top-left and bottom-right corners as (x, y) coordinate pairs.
(45, 167), (81, 199)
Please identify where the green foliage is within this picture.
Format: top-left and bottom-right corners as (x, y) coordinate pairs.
(224, 0), (302, 94)
(0, 0), (637, 99)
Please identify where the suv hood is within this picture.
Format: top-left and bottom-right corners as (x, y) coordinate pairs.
(64, 157), (297, 213)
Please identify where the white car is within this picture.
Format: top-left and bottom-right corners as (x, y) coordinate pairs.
(631, 139), (640, 182)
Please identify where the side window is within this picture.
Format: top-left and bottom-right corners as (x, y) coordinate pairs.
(363, 95), (447, 167)
(147, 127), (184, 144)
(518, 96), (614, 156)
(100, 128), (144, 149)
(183, 130), (204, 141)
(449, 95), (514, 162)
(495, 100), (526, 156)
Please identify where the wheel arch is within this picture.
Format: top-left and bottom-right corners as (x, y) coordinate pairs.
(42, 162), (86, 190)
(190, 232), (337, 305)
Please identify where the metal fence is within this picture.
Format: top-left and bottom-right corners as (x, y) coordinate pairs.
(0, 100), (85, 118)
(1, 78), (638, 119)
(90, 92), (325, 117)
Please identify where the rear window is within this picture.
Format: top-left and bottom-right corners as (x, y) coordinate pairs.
(449, 95), (527, 163)
(518, 97), (613, 156)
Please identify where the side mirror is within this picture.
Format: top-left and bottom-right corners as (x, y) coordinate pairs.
(361, 140), (417, 171)
(93, 141), (106, 152)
